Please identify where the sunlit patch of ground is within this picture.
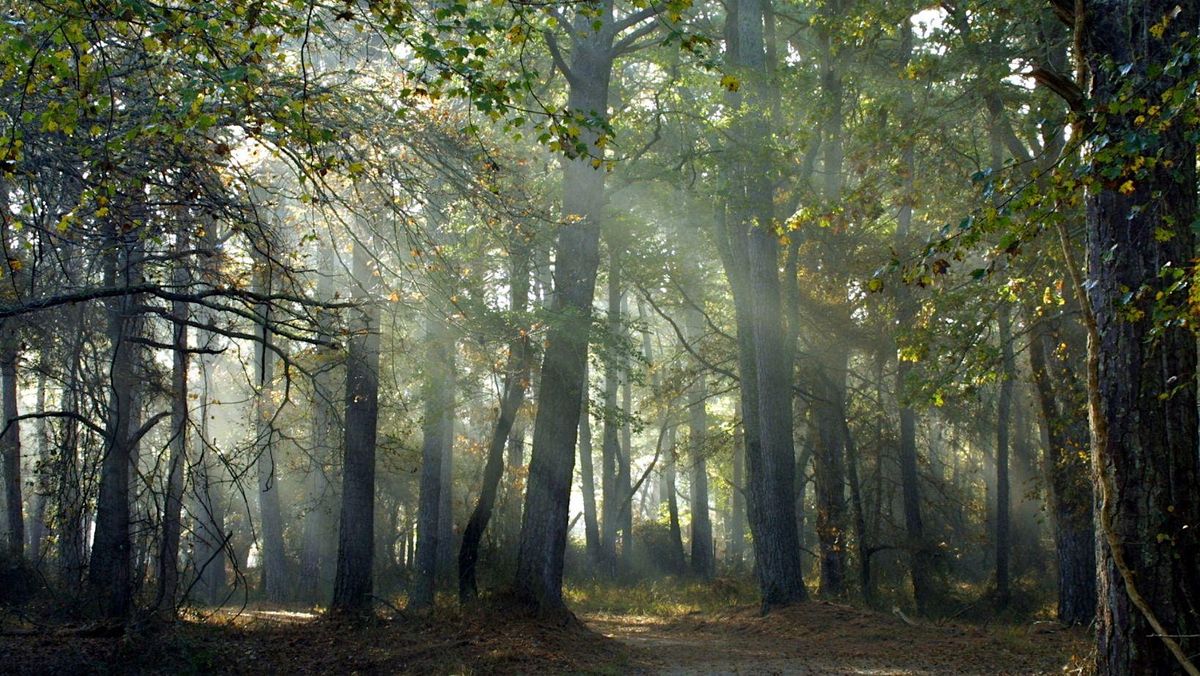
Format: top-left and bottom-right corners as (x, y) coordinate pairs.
(584, 600), (1091, 675)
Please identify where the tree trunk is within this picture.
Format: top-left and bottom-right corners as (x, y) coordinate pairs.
(728, 431), (745, 569)
(893, 20), (934, 614)
(459, 241), (530, 602)
(1, 326), (22, 559)
(812, 347), (848, 597)
(28, 369), (49, 563)
(155, 231), (189, 616)
(995, 304), (1013, 609)
(600, 248), (621, 574)
(409, 312), (454, 610)
(717, 0), (807, 609)
(578, 361), (601, 564)
(301, 243), (341, 603)
(436, 379), (455, 585)
(843, 416), (871, 604)
(88, 223), (141, 618)
(514, 15), (612, 611)
(686, 306), (713, 579)
(253, 252), (288, 603)
(1082, 4), (1200, 670)
(331, 241), (382, 614)
(1027, 310), (1094, 626)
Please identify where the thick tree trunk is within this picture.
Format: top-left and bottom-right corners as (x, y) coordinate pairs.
(459, 242), (530, 602)
(514, 17), (612, 611)
(1083, 4), (1200, 671)
(843, 416), (871, 604)
(300, 244), (340, 603)
(717, 0), (807, 609)
(88, 225), (141, 618)
(331, 242), (382, 613)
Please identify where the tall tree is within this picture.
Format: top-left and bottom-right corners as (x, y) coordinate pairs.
(514, 0), (665, 610)
(331, 239), (382, 613)
(1076, 1), (1200, 672)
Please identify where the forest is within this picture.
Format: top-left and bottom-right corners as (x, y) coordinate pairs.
(0, 0), (1197, 673)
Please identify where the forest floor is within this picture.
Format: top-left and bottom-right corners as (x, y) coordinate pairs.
(1, 585), (1091, 674)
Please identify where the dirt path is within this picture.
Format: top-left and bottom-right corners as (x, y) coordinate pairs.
(584, 603), (1088, 675)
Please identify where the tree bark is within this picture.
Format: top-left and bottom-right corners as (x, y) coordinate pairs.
(717, 0), (807, 610)
(1, 325), (22, 559)
(331, 240), (382, 614)
(514, 13), (613, 611)
(88, 222), (141, 618)
(1082, 4), (1200, 671)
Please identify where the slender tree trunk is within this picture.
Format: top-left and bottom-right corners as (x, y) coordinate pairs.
(459, 242), (530, 602)
(331, 241), (382, 613)
(301, 244), (340, 603)
(1, 326), (22, 559)
(686, 307), (713, 579)
(728, 432), (745, 569)
(409, 312), (454, 610)
(994, 304), (1013, 609)
(600, 245), (624, 575)
(1082, 4), (1200, 670)
(578, 361), (601, 565)
(1027, 311), (1094, 626)
(892, 20), (934, 614)
(155, 231), (190, 616)
(28, 369), (49, 563)
(57, 306), (86, 589)
(436, 382), (455, 585)
(253, 252), (288, 603)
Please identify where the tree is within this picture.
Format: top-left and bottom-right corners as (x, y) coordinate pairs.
(331, 238), (383, 614)
(1075, 1), (1200, 672)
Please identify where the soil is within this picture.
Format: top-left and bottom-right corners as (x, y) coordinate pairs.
(0, 600), (1090, 674)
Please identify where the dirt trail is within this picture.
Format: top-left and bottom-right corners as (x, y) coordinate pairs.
(584, 602), (1087, 675)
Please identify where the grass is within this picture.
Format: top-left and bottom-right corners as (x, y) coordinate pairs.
(565, 576), (758, 616)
